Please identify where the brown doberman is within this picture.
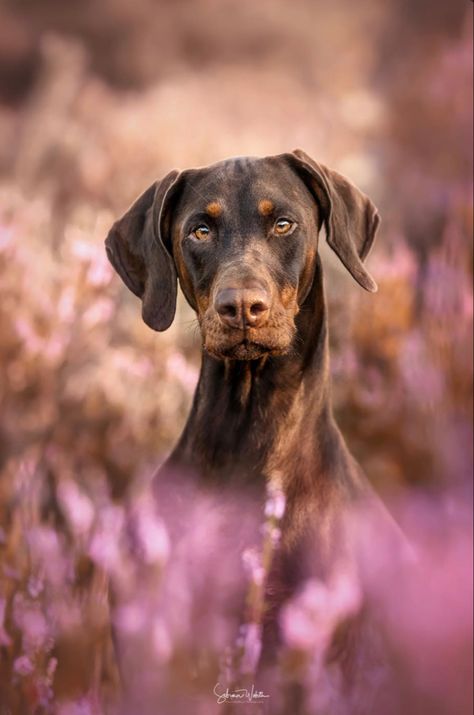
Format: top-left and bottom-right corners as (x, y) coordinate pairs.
(105, 150), (402, 713)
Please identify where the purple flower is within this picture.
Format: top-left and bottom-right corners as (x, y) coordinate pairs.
(58, 480), (95, 537)
(13, 654), (34, 676)
(240, 622), (262, 674)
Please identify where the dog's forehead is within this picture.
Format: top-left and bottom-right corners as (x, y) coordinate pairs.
(177, 155), (309, 211)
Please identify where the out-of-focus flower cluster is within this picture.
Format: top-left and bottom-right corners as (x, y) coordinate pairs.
(0, 181), (200, 713)
(0, 1), (472, 713)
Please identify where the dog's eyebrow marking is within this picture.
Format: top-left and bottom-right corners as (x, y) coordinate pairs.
(258, 199), (274, 216)
(206, 201), (223, 217)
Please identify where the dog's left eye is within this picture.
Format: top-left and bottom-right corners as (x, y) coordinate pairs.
(274, 218), (295, 236)
(191, 225), (211, 240)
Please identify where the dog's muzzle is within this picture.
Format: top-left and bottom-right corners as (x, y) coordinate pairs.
(214, 286), (270, 330)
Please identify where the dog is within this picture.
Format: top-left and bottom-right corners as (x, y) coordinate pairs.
(105, 149), (403, 712)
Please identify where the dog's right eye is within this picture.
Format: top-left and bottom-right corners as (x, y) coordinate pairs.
(191, 225), (211, 240)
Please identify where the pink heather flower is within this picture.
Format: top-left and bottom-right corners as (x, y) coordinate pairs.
(265, 475), (286, 520)
(70, 237), (100, 263)
(47, 657), (58, 679)
(268, 525), (282, 547)
(281, 583), (330, 652)
(240, 623), (262, 674)
(0, 225), (13, 250)
(57, 287), (76, 323)
(152, 617), (173, 663)
(373, 240), (417, 282)
(82, 297), (114, 327)
(112, 349), (153, 378)
(43, 334), (69, 362)
(331, 346), (359, 380)
(242, 548), (265, 586)
(166, 352), (199, 393)
(281, 574), (361, 653)
(2, 564), (21, 580)
(115, 602), (147, 635)
(58, 480), (95, 537)
(13, 654), (34, 676)
(329, 572), (362, 618)
(399, 332), (445, 405)
(57, 698), (95, 715)
(89, 505), (125, 574)
(14, 318), (43, 353)
(87, 256), (113, 286)
(14, 604), (49, 651)
(264, 492), (286, 520)
(133, 501), (170, 565)
(27, 526), (70, 587)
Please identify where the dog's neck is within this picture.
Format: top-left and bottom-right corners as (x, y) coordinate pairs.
(169, 258), (341, 487)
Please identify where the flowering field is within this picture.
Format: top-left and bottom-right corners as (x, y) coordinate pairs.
(0, 1), (472, 713)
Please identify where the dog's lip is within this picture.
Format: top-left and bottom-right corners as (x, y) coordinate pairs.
(203, 322), (294, 360)
(207, 337), (286, 360)
(221, 336), (262, 348)
(229, 337), (269, 350)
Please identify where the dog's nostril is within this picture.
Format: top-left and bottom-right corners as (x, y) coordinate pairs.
(249, 301), (268, 316)
(215, 291), (240, 323)
(220, 303), (237, 318)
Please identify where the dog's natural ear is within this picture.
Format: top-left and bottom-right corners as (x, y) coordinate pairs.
(289, 148), (380, 292)
(105, 170), (180, 330)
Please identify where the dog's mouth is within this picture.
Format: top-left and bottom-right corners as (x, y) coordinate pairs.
(204, 333), (292, 361)
(217, 339), (274, 361)
(201, 310), (296, 361)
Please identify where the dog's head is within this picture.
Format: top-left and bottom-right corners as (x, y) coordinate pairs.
(105, 150), (380, 360)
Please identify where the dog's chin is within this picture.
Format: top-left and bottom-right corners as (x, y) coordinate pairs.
(205, 338), (289, 361)
(222, 341), (269, 361)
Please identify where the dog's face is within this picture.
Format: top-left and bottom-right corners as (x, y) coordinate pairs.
(169, 157), (321, 360)
(105, 150), (380, 361)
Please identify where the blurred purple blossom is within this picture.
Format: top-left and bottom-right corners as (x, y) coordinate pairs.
(13, 654), (35, 677)
(281, 573), (362, 653)
(88, 504), (126, 575)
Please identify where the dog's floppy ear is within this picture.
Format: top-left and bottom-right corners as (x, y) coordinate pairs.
(289, 148), (380, 292)
(105, 170), (180, 330)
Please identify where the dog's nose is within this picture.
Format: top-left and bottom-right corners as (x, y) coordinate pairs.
(215, 287), (270, 329)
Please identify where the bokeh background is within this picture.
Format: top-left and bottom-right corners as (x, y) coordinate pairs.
(0, 1), (472, 713)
